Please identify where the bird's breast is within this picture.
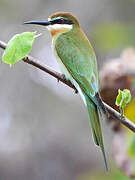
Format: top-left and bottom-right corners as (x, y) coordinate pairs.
(53, 46), (72, 81)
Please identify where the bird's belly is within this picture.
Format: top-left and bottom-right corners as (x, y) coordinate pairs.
(55, 53), (86, 105)
(56, 55), (72, 81)
(53, 45), (72, 81)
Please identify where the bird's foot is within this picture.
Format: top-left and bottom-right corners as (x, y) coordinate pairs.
(74, 88), (78, 94)
(23, 56), (29, 62)
(57, 74), (66, 82)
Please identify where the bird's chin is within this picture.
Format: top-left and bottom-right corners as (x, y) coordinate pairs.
(46, 24), (73, 31)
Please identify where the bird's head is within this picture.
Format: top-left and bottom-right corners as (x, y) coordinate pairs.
(24, 12), (80, 37)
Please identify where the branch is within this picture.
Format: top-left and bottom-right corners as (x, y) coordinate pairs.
(0, 40), (77, 92)
(0, 39), (135, 132)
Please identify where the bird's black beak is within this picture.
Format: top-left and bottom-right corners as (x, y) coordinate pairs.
(24, 20), (51, 26)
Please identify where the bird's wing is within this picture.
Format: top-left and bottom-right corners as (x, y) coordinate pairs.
(55, 31), (108, 170)
(55, 31), (99, 99)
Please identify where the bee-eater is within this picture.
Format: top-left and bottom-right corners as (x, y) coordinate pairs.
(24, 12), (108, 170)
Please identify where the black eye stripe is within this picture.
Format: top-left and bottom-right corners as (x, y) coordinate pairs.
(50, 18), (74, 25)
(51, 19), (64, 24)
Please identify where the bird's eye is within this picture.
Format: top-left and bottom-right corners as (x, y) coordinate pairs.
(50, 18), (73, 25)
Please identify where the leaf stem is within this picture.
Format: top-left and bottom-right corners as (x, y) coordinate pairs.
(120, 107), (124, 120)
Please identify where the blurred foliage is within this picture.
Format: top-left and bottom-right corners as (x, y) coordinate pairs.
(76, 172), (115, 180)
(128, 134), (135, 160)
(116, 170), (135, 180)
(124, 98), (135, 176)
(91, 23), (135, 52)
(76, 169), (134, 180)
(125, 99), (135, 124)
(132, 79), (135, 91)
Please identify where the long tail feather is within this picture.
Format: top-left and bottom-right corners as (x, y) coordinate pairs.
(83, 92), (108, 171)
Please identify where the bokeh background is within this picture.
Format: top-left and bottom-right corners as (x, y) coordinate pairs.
(0, 0), (135, 179)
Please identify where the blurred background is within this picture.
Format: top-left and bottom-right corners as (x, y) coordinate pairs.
(0, 0), (135, 179)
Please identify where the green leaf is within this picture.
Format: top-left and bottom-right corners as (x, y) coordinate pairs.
(115, 89), (123, 106)
(2, 32), (36, 66)
(115, 89), (132, 118)
(123, 89), (132, 104)
(116, 89), (131, 108)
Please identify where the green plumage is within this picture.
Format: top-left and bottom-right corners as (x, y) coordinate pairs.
(55, 27), (99, 97)
(24, 11), (108, 171)
(83, 92), (108, 171)
(54, 25), (108, 170)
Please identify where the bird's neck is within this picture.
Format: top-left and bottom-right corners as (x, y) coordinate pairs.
(51, 27), (70, 37)
(47, 24), (73, 38)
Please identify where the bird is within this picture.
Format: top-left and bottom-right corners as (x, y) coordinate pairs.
(24, 12), (108, 170)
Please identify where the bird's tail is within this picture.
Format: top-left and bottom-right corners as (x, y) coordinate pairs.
(83, 92), (108, 171)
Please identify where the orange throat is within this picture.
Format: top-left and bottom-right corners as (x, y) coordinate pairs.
(50, 27), (70, 37)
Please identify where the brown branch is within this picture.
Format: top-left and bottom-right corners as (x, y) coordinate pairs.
(23, 57), (78, 93)
(0, 40), (77, 92)
(104, 103), (135, 132)
(0, 39), (135, 132)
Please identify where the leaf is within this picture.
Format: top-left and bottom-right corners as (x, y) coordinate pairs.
(115, 89), (123, 106)
(2, 32), (36, 66)
(125, 98), (135, 124)
(123, 89), (132, 104)
(115, 89), (131, 109)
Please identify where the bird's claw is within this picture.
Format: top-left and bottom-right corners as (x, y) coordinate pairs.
(61, 74), (66, 80)
(74, 89), (78, 94)
(57, 74), (66, 82)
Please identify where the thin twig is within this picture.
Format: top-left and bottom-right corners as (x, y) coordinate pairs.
(0, 40), (77, 92)
(0, 39), (135, 132)
(104, 103), (135, 132)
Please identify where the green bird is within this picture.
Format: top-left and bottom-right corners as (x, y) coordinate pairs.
(24, 12), (108, 170)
